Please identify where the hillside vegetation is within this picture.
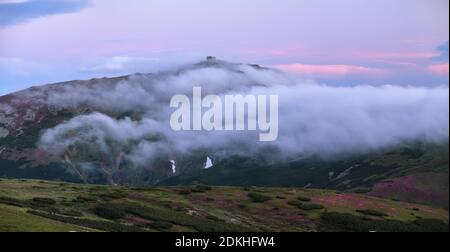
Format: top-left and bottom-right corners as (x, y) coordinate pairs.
(0, 179), (448, 232)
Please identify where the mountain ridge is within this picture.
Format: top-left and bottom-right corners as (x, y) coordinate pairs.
(1, 59), (448, 210)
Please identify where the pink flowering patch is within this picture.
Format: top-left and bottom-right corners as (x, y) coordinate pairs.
(311, 193), (400, 215)
(313, 194), (370, 208)
(128, 216), (152, 226)
(369, 173), (449, 208)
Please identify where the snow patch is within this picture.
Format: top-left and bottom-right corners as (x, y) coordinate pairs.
(205, 156), (213, 169)
(334, 165), (358, 180)
(170, 160), (176, 174)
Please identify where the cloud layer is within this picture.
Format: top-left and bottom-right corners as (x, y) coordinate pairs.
(35, 60), (449, 170)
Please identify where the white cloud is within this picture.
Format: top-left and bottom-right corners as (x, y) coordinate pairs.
(36, 61), (449, 170)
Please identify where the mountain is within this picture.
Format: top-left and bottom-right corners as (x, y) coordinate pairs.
(1, 59), (448, 210)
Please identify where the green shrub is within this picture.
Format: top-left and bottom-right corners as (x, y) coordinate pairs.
(191, 185), (212, 193)
(297, 196), (312, 202)
(207, 215), (223, 222)
(320, 212), (449, 232)
(0, 196), (28, 207)
(73, 196), (97, 203)
(248, 193), (271, 203)
(298, 203), (325, 210)
(288, 200), (324, 210)
(97, 191), (127, 200)
(287, 200), (303, 207)
(60, 209), (83, 217)
(31, 205), (61, 214)
(108, 202), (249, 232)
(178, 189), (192, 195)
(147, 221), (173, 230)
(238, 204), (247, 209)
(353, 188), (372, 193)
(93, 205), (126, 220)
(32, 197), (57, 205)
(356, 209), (388, 217)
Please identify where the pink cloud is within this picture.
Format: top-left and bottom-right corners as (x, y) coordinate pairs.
(427, 63), (449, 75)
(273, 63), (388, 78)
(349, 51), (438, 60)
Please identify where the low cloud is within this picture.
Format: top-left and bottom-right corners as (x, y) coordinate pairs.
(273, 63), (388, 78)
(35, 60), (449, 170)
(80, 54), (204, 76)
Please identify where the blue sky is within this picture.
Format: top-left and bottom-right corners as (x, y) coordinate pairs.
(0, 0), (448, 95)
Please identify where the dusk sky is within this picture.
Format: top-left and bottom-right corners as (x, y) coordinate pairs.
(0, 0), (448, 95)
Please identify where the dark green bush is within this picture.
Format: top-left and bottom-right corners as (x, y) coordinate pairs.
(298, 203), (325, 210)
(191, 185), (212, 193)
(248, 193), (271, 203)
(73, 196), (97, 203)
(93, 205), (126, 220)
(31, 205), (60, 214)
(0, 196), (27, 207)
(320, 212), (449, 232)
(297, 196), (312, 202)
(60, 209), (83, 217)
(287, 200), (303, 207)
(32, 197), (56, 205)
(353, 188), (372, 193)
(288, 200), (324, 210)
(178, 189), (191, 195)
(356, 209), (388, 217)
(147, 221), (173, 230)
(238, 204), (247, 209)
(97, 191), (127, 200)
(108, 202), (249, 232)
(206, 215), (223, 222)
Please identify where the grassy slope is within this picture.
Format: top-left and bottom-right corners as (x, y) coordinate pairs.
(0, 204), (90, 232)
(0, 179), (448, 232)
(161, 143), (449, 208)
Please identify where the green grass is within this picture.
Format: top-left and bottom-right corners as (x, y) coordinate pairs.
(0, 204), (89, 232)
